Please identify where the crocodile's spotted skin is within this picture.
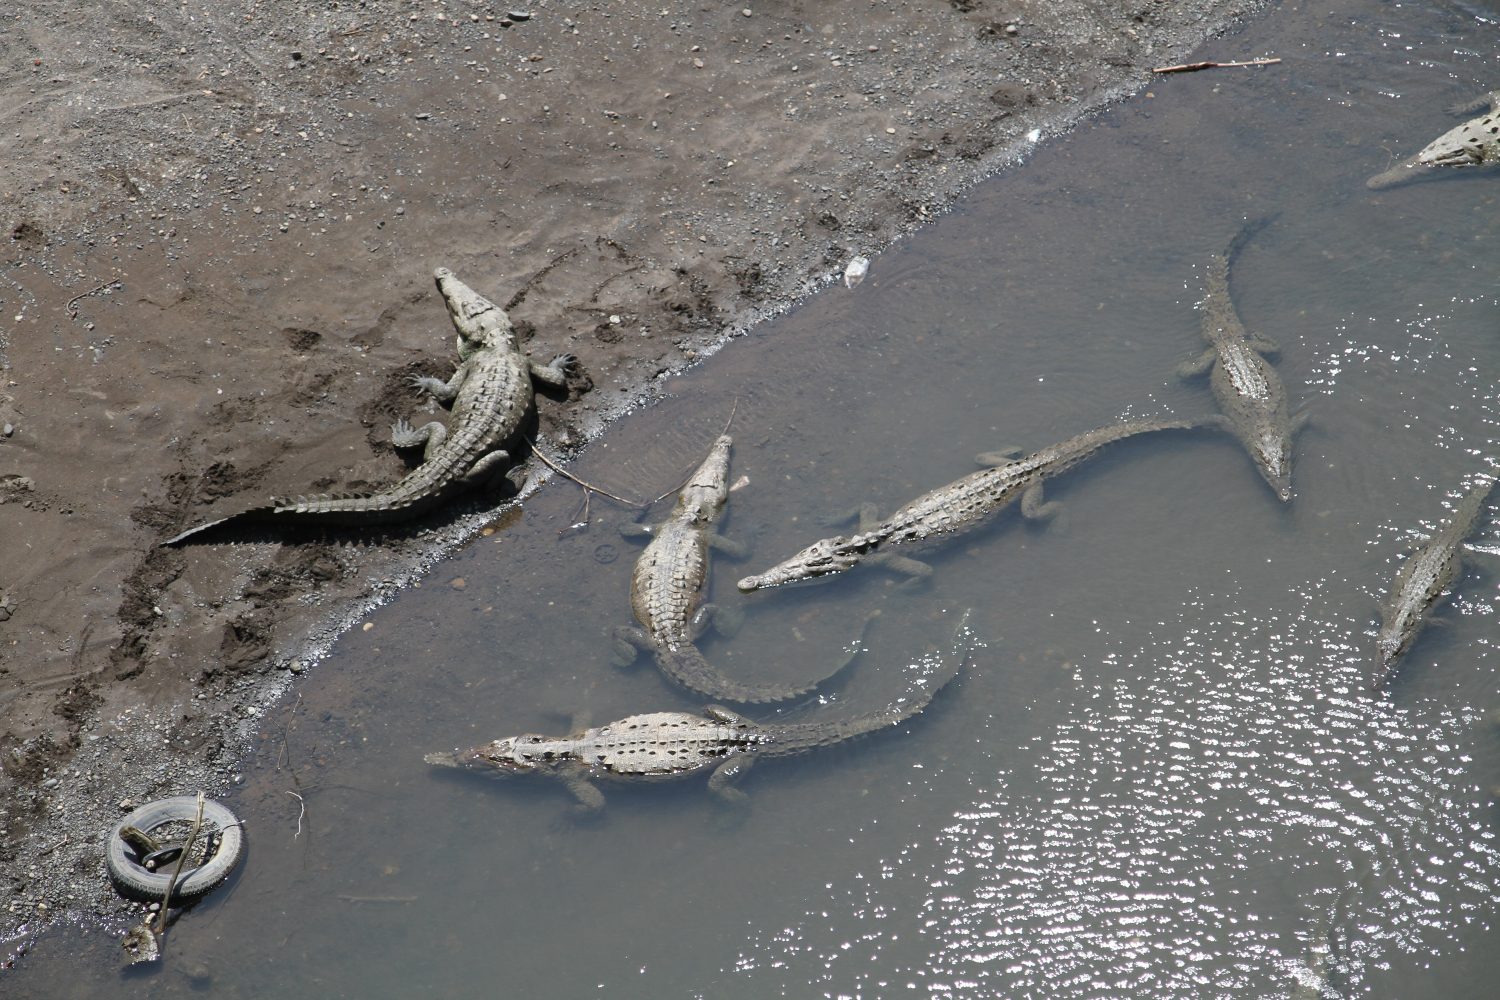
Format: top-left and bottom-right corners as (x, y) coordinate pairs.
(426, 614), (973, 808)
(736, 416), (1207, 592)
(1374, 475), (1496, 687)
(1366, 91), (1500, 190)
(1193, 221), (1298, 502)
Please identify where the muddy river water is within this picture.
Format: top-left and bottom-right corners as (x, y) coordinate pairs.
(10, 0), (1500, 995)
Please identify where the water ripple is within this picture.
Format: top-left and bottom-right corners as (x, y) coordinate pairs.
(726, 577), (1499, 998)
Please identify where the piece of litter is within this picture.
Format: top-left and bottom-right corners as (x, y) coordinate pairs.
(843, 255), (869, 289)
(1026, 128), (1041, 143)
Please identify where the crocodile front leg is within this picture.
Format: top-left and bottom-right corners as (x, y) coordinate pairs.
(707, 753), (755, 803)
(561, 768), (606, 812)
(410, 367), (466, 403)
(527, 353), (578, 388)
(1175, 348), (1217, 379)
(976, 447), (1024, 468)
(867, 551), (934, 584)
(1248, 334), (1280, 358)
(1446, 91), (1500, 116)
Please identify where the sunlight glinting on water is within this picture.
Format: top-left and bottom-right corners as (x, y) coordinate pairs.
(712, 267), (1500, 1000)
(725, 574), (1499, 998)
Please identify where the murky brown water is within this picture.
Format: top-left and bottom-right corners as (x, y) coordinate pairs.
(10, 0), (1500, 995)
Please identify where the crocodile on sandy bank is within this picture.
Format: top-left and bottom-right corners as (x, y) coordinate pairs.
(1366, 91), (1500, 190)
(164, 268), (576, 545)
(426, 611), (973, 810)
(1175, 217), (1306, 502)
(737, 415), (1216, 592)
(612, 434), (847, 702)
(1373, 471), (1496, 689)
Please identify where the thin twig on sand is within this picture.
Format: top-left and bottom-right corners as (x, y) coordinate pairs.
(531, 441), (642, 510)
(1151, 57), (1281, 75)
(155, 792), (206, 940)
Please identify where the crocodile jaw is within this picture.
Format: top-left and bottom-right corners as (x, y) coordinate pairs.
(433, 267), (519, 354)
(737, 536), (863, 591)
(425, 738), (537, 776)
(1253, 434), (1293, 502)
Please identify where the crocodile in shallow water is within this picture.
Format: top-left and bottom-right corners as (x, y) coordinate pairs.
(1373, 472), (1496, 689)
(164, 268), (576, 544)
(1367, 91), (1500, 190)
(1175, 218), (1305, 502)
(737, 415), (1214, 592)
(612, 434), (845, 702)
(425, 611), (972, 810)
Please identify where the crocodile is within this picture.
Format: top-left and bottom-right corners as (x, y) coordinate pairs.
(737, 415), (1215, 591)
(163, 267), (576, 544)
(1367, 91), (1500, 190)
(425, 611), (973, 810)
(1175, 218), (1305, 502)
(612, 434), (844, 702)
(1373, 472), (1496, 689)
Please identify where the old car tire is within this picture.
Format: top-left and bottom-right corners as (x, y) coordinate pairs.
(106, 796), (245, 903)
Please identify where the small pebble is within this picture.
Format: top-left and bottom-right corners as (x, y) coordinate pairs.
(40, 778), (58, 790)
(742, 7), (753, 16)
(508, 10), (531, 20)
(450, 577), (467, 590)
(2, 423), (12, 436)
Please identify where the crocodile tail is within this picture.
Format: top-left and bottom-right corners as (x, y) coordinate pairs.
(657, 642), (850, 704)
(160, 490), (439, 546)
(769, 610), (976, 753)
(1206, 213), (1280, 301)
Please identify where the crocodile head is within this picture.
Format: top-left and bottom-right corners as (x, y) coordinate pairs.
(424, 736), (550, 776)
(1252, 432), (1293, 502)
(433, 267), (519, 357)
(1372, 627), (1408, 688)
(1418, 113), (1499, 168)
(677, 434), (734, 525)
(736, 535), (864, 591)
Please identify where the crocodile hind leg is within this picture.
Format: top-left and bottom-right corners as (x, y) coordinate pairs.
(818, 501), (883, 531)
(708, 534), (749, 559)
(458, 449), (513, 488)
(691, 603), (744, 640)
(707, 754), (755, 803)
(527, 354), (578, 388)
(611, 625), (652, 667)
(1175, 348), (1217, 380)
(391, 418), (449, 461)
(1291, 408), (1313, 434)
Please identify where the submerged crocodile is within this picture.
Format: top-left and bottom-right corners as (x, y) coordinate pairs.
(613, 434), (842, 702)
(426, 611), (972, 810)
(1176, 218), (1305, 502)
(737, 415), (1214, 591)
(1373, 472), (1496, 688)
(1367, 91), (1500, 190)
(164, 268), (575, 544)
